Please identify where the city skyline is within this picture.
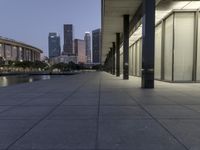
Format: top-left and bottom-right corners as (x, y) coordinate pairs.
(0, 0), (101, 57)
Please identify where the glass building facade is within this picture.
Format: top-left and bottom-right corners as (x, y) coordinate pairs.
(125, 10), (200, 82)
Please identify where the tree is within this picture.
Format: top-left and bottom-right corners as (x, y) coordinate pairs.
(0, 57), (5, 67)
(33, 61), (49, 70)
(68, 61), (77, 70)
(92, 64), (102, 71)
(51, 63), (69, 72)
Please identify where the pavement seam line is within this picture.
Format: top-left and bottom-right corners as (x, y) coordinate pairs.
(0, 90), (54, 115)
(95, 74), (102, 150)
(124, 90), (190, 150)
(5, 77), (91, 150)
(161, 94), (200, 116)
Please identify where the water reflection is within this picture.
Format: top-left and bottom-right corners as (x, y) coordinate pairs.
(0, 75), (51, 87)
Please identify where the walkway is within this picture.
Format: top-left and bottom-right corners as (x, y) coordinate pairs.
(0, 72), (200, 150)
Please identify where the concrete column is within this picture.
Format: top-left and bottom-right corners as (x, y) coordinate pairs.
(123, 15), (129, 80)
(116, 33), (120, 77)
(112, 42), (116, 75)
(141, 0), (155, 88)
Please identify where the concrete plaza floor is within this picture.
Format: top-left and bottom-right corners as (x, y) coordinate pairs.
(0, 72), (200, 150)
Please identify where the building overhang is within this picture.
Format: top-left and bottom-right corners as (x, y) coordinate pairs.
(101, 0), (200, 64)
(101, 0), (144, 63)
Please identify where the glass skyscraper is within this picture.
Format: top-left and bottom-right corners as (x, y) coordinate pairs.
(48, 33), (61, 58)
(92, 29), (101, 64)
(84, 32), (91, 63)
(63, 24), (73, 55)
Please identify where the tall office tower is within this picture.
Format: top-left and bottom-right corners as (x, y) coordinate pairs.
(74, 39), (86, 64)
(63, 24), (73, 55)
(48, 33), (61, 58)
(92, 29), (101, 63)
(84, 32), (91, 64)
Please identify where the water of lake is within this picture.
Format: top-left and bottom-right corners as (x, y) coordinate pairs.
(0, 75), (51, 87)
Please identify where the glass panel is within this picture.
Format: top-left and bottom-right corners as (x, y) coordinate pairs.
(139, 39), (142, 77)
(135, 41), (138, 76)
(133, 44), (136, 76)
(0, 44), (4, 58)
(155, 23), (162, 79)
(115, 53), (116, 74)
(136, 40), (141, 76)
(28, 50), (31, 61)
(22, 49), (25, 60)
(174, 12), (194, 81)
(24, 49), (27, 61)
(120, 53), (123, 75)
(164, 14), (173, 81)
(129, 46), (133, 75)
(5, 45), (12, 60)
(25, 49), (30, 61)
(197, 12), (200, 81)
(12, 46), (18, 60)
(18, 47), (22, 61)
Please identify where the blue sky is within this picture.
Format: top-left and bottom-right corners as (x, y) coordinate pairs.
(0, 0), (101, 56)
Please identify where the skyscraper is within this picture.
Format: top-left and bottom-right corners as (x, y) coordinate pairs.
(92, 29), (101, 64)
(63, 24), (73, 55)
(84, 32), (91, 64)
(74, 39), (86, 64)
(48, 33), (61, 58)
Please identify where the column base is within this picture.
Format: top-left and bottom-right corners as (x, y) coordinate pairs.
(123, 65), (129, 80)
(141, 69), (154, 88)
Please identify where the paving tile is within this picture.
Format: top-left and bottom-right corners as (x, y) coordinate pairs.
(133, 95), (176, 105)
(0, 98), (28, 106)
(37, 94), (68, 100)
(100, 92), (137, 106)
(100, 106), (151, 120)
(165, 96), (200, 105)
(0, 106), (10, 113)
(160, 119), (200, 150)
(0, 106), (53, 119)
(22, 97), (64, 106)
(9, 120), (96, 150)
(70, 92), (99, 99)
(100, 98), (137, 106)
(144, 105), (200, 119)
(185, 105), (200, 113)
(98, 119), (186, 150)
(48, 106), (98, 120)
(62, 98), (98, 106)
(0, 120), (37, 149)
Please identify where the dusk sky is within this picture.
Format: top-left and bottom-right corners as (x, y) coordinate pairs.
(0, 0), (101, 56)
